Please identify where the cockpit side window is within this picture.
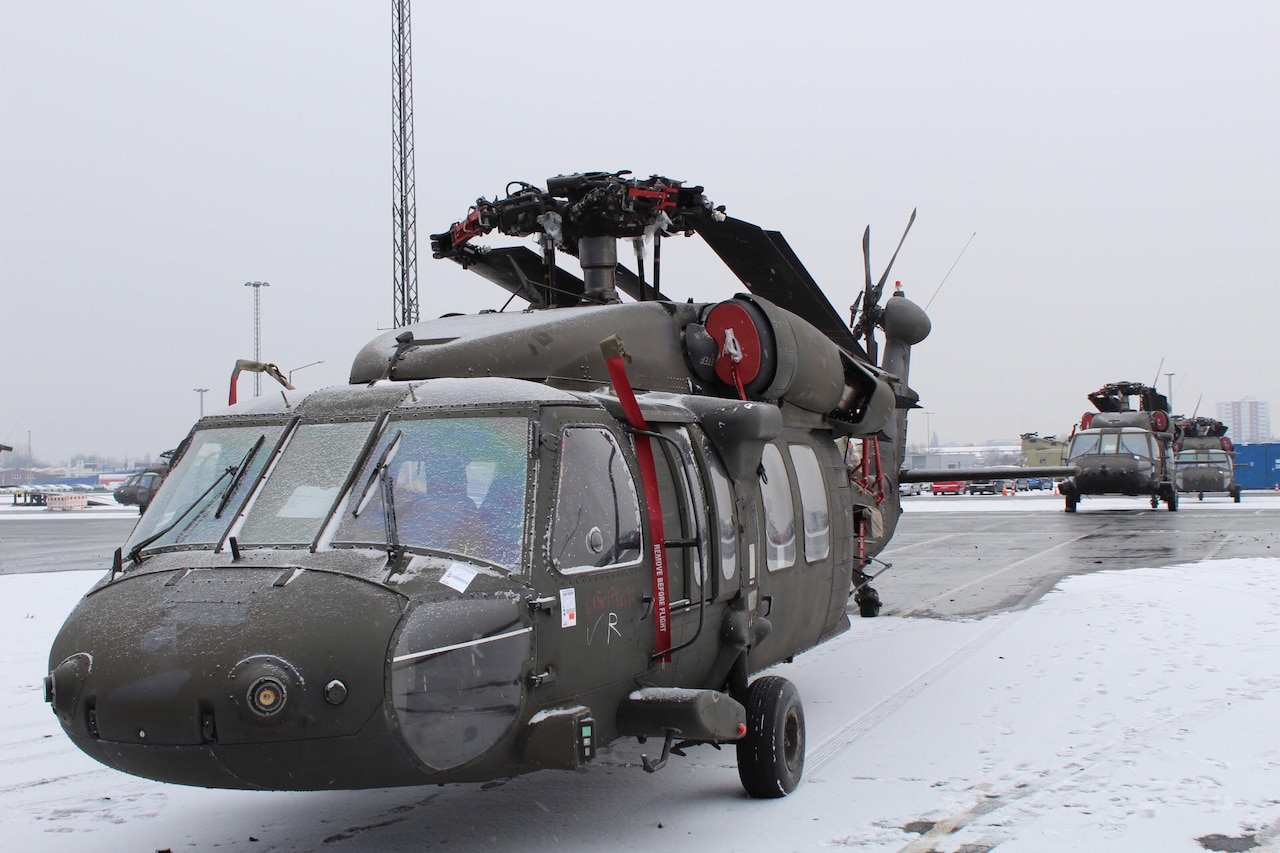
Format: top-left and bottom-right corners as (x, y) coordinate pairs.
(788, 443), (830, 563)
(551, 426), (642, 575)
(759, 443), (796, 571)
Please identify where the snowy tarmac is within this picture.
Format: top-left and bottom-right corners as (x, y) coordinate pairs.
(3, 498), (1279, 851)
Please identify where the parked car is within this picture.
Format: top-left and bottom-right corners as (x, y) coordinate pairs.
(932, 480), (968, 495)
(967, 479), (1000, 495)
(899, 481), (926, 496)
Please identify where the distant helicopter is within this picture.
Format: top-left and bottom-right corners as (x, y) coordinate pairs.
(1173, 415), (1241, 502)
(1057, 381), (1178, 512)
(46, 171), (933, 799)
(111, 457), (171, 515)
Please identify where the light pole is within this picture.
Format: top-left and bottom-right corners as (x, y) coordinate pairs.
(924, 411), (934, 456)
(194, 388), (209, 417)
(244, 280), (270, 397)
(288, 360), (325, 385)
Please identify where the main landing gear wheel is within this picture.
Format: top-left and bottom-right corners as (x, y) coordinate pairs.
(1065, 494), (1079, 513)
(1167, 491), (1179, 511)
(855, 584), (882, 618)
(736, 676), (805, 798)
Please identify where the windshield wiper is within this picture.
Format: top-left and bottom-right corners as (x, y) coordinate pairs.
(352, 431), (404, 564)
(128, 438), (267, 563)
(214, 434), (266, 519)
(128, 467), (234, 563)
(354, 430), (402, 517)
(381, 462), (402, 566)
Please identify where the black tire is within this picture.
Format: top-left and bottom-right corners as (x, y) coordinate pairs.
(1167, 492), (1179, 512)
(856, 585), (882, 618)
(737, 676), (805, 798)
(1065, 494), (1078, 513)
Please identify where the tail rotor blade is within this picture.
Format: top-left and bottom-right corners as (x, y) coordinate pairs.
(861, 225), (873, 306)
(872, 207), (917, 302)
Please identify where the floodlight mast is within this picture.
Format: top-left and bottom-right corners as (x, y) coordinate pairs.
(391, 0), (419, 328)
(243, 281), (270, 396)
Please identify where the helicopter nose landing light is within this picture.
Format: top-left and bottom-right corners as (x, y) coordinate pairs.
(248, 677), (287, 716)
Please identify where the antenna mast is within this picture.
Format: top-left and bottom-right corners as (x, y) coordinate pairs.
(391, 0), (419, 327)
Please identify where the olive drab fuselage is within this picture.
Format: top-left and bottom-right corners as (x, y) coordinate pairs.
(46, 172), (932, 794)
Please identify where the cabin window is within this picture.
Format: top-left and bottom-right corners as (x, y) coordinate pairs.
(788, 443), (830, 562)
(333, 416), (532, 569)
(705, 446), (737, 583)
(551, 427), (642, 574)
(125, 423), (287, 553)
(651, 426), (707, 605)
(759, 443), (796, 571)
(240, 421), (375, 545)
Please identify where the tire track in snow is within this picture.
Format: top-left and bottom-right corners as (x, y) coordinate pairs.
(805, 613), (1021, 774)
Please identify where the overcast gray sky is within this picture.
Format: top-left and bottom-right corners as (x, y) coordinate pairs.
(3, 1), (1278, 463)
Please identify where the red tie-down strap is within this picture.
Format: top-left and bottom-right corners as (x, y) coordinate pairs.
(600, 336), (672, 662)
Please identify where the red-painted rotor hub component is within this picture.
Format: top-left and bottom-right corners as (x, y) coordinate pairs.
(704, 301), (764, 394)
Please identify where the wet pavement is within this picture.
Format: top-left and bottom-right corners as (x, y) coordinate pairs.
(880, 495), (1280, 619)
(5, 496), (1280, 625)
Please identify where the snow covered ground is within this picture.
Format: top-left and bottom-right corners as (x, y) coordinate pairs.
(3, 507), (1279, 851)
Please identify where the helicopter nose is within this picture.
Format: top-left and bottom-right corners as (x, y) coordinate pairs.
(46, 565), (414, 789)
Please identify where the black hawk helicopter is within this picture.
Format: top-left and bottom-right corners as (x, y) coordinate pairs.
(1058, 381), (1178, 512)
(46, 171), (932, 799)
(1173, 415), (1241, 502)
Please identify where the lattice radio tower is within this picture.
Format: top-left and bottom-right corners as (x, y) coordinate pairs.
(392, 0), (419, 327)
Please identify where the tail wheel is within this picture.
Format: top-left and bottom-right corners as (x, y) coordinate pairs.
(855, 585), (882, 618)
(736, 676), (805, 798)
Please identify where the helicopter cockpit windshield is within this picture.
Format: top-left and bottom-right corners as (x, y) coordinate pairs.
(125, 424), (287, 555)
(1176, 449), (1231, 469)
(1067, 428), (1158, 462)
(332, 416), (532, 571)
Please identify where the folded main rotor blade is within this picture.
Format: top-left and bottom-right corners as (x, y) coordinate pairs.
(695, 215), (868, 358)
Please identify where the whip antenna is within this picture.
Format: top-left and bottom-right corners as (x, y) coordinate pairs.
(925, 231), (976, 311)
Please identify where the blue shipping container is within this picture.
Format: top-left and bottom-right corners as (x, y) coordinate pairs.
(1232, 443), (1280, 490)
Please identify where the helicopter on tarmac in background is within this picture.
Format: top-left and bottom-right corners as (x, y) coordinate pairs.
(1057, 381), (1178, 512)
(47, 171), (940, 800)
(1173, 415), (1241, 502)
